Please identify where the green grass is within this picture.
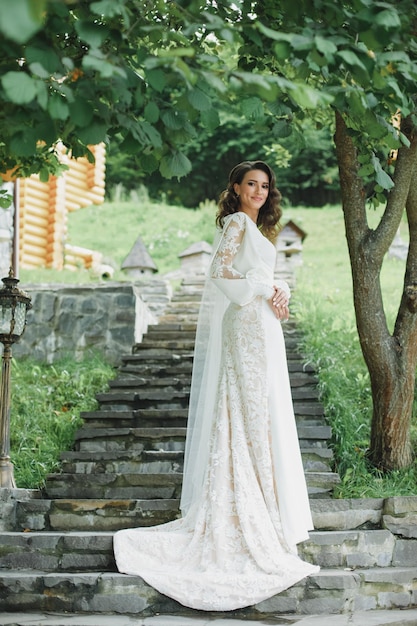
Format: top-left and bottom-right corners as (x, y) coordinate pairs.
(14, 199), (417, 497)
(20, 196), (217, 284)
(10, 355), (115, 488)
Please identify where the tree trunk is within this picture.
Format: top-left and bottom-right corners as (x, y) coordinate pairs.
(334, 111), (417, 470)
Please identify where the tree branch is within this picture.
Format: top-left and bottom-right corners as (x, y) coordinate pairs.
(374, 120), (417, 260)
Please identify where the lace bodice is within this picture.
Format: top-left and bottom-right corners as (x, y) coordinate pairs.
(210, 212), (282, 305)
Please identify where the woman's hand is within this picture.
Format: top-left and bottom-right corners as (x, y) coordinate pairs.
(269, 286), (290, 321)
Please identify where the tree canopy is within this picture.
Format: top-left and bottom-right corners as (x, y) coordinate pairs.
(2, 0), (414, 193)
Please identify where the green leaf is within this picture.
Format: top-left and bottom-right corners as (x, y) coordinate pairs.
(315, 36), (337, 59)
(272, 119), (292, 138)
(146, 69), (167, 93)
(187, 87), (211, 112)
(375, 169), (394, 190)
(39, 167), (50, 183)
(289, 83), (334, 109)
(35, 81), (48, 110)
(91, 0), (125, 18)
(0, 0), (46, 44)
(26, 44), (61, 74)
(374, 8), (401, 29)
(48, 94), (69, 121)
(82, 51), (124, 78)
(200, 70), (227, 94)
(274, 42), (291, 60)
(37, 120), (57, 146)
(139, 153), (159, 174)
(371, 153), (394, 190)
(68, 100), (94, 127)
(241, 97), (264, 119)
(78, 120), (107, 145)
(161, 109), (187, 130)
(358, 163), (374, 177)
(346, 91), (366, 117)
(75, 20), (109, 49)
(0, 190), (13, 209)
(28, 62), (50, 79)
(1, 72), (37, 104)
(134, 121), (162, 149)
(338, 50), (368, 72)
(10, 130), (38, 157)
(160, 151), (192, 179)
(144, 102), (160, 124)
(159, 47), (195, 59)
(257, 22), (293, 43)
(200, 108), (220, 132)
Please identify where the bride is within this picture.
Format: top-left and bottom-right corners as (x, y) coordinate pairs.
(113, 160), (319, 611)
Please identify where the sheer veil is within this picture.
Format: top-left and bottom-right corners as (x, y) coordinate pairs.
(180, 227), (227, 516)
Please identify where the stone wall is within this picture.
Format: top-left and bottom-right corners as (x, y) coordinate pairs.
(11, 279), (171, 365)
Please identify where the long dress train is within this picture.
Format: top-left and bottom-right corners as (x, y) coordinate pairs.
(113, 211), (319, 610)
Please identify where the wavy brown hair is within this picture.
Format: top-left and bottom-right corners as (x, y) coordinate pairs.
(216, 160), (282, 242)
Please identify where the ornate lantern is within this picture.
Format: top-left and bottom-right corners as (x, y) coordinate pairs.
(0, 270), (32, 488)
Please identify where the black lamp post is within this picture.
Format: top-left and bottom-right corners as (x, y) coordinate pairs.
(0, 269), (31, 488)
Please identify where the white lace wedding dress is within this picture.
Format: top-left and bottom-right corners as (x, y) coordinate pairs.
(114, 212), (319, 610)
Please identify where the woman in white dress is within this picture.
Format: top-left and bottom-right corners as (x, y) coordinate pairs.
(114, 160), (319, 611)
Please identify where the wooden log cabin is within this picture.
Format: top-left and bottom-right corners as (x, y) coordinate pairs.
(1, 143), (106, 273)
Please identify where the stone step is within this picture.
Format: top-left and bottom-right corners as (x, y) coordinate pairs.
(114, 367), (317, 389)
(159, 302), (201, 315)
(287, 361), (316, 373)
(0, 567), (416, 615)
(134, 339), (196, 351)
(44, 471), (338, 500)
(95, 389), (190, 410)
(170, 292), (204, 302)
(0, 531), (115, 572)
(126, 349), (194, 361)
(1, 528), (415, 573)
(119, 362), (193, 377)
(107, 378), (191, 394)
(105, 378), (319, 400)
(45, 472), (184, 500)
(121, 343), (315, 374)
(79, 409), (189, 428)
(10, 494), (416, 534)
(58, 446), (333, 475)
(306, 471), (340, 497)
(144, 330), (197, 341)
(158, 313), (199, 323)
(302, 529), (417, 569)
(73, 426), (187, 452)
(72, 425), (331, 454)
(94, 390), (324, 416)
(108, 376), (190, 390)
(138, 323), (302, 351)
(120, 358), (313, 375)
(15, 498), (181, 532)
(59, 450), (185, 475)
(147, 323), (197, 333)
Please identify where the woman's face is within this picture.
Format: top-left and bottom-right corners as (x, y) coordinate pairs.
(233, 169), (269, 214)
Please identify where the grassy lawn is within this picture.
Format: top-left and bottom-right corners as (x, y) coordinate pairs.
(14, 199), (417, 496)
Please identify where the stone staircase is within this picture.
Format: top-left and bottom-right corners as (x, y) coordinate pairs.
(0, 277), (416, 617)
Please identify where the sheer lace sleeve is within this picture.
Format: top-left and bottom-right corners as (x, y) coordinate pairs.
(211, 214), (245, 280)
(210, 213), (275, 306)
